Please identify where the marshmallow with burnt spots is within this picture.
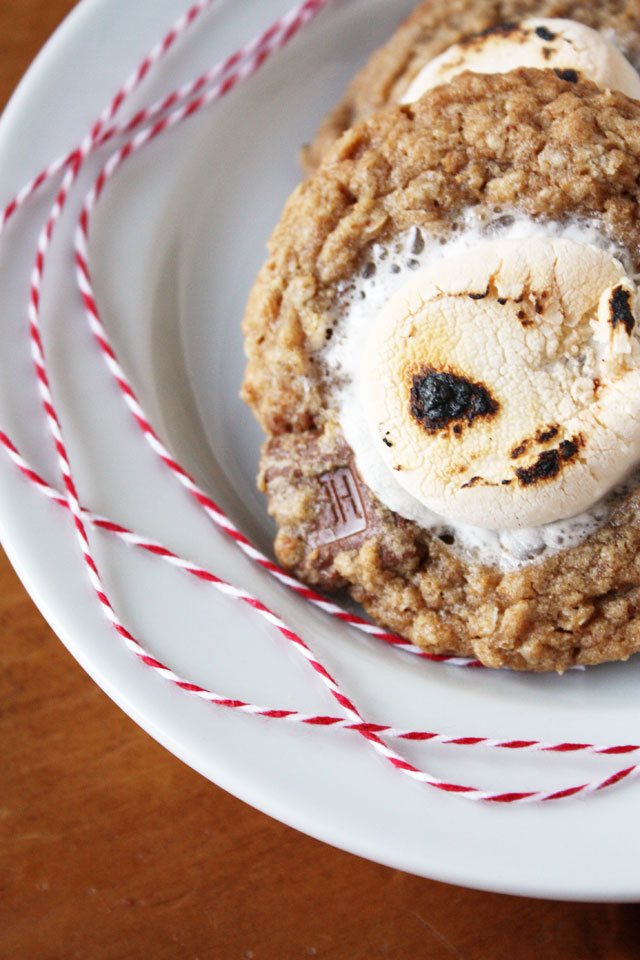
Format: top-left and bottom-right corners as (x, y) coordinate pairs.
(400, 18), (640, 102)
(362, 236), (640, 529)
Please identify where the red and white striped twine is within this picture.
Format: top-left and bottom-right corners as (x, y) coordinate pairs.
(1, 0), (638, 803)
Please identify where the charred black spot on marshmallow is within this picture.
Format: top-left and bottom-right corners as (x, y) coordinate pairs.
(554, 68), (579, 82)
(382, 433), (393, 448)
(537, 425), (559, 443)
(460, 21), (520, 47)
(461, 475), (482, 488)
(511, 425), (560, 460)
(609, 285), (635, 335)
(535, 25), (557, 41)
(410, 368), (498, 434)
(468, 285), (490, 300)
(515, 436), (580, 486)
(559, 438), (579, 461)
(510, 440), (529, 459)
(516, 449), (560, 485)
(497, 297), (507, 305)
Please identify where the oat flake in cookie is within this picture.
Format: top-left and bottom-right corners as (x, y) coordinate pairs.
(241, 71), (640, 672)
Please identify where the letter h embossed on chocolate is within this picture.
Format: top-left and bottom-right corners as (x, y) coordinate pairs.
(309, 467), (369, 546)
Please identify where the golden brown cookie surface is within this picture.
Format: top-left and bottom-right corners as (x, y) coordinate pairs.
(242, 71), (640, 671)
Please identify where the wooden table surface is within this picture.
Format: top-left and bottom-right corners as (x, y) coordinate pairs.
(1, 2), (640, 958)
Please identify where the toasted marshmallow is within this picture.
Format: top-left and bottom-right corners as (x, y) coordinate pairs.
(362, 237), (640, 529)
(401, 18), (640, 102)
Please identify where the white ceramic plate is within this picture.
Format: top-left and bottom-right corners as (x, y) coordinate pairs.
(1, 0), (639, 901)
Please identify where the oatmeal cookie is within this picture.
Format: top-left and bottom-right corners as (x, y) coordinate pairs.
(242, 70), (640, 671)
(302, 0), (640, 173)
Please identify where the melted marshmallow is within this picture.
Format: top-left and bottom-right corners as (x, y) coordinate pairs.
(362, 236), (639, 529)
(325, 213), (640, 569)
